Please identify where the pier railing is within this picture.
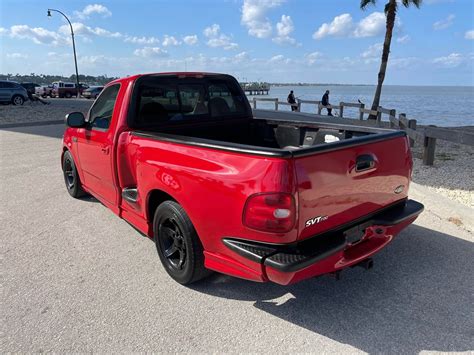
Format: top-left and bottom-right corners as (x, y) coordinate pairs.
(252, 97), (474, 166)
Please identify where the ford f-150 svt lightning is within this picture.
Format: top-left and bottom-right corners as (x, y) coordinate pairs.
(61, 72), (423, 285)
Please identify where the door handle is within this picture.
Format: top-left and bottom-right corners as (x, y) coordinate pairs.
(355, 154), (377, 172)
(101, 146), (110, 155)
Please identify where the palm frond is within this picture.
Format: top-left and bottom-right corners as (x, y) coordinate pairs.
(401, 0), (422, 8)
(360, 0), (376, 10)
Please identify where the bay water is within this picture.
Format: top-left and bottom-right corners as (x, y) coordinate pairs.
(248, 85), (474, 127)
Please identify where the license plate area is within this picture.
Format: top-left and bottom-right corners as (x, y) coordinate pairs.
(344, 221), (371, 245)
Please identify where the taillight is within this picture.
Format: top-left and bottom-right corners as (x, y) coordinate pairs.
(243, 193), (296, 233)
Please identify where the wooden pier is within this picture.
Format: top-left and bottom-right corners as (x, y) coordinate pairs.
(252, 97), (474, 166)
(240, 82), (270, 95)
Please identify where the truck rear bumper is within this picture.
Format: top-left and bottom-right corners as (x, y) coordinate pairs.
(223, 199), (424, 285)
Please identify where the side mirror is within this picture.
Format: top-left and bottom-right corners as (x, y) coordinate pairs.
(65, 112), (86, 128)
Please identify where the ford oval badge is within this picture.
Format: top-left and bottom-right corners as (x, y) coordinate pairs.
(394, 185), (405, 194)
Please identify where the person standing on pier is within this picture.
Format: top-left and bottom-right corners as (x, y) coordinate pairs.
(287, 90), (297, 111)
(322, 90), (333, 116)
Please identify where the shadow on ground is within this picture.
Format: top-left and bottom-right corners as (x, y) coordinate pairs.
(192, 225), (474, 353)
(0, 122), (65, 139)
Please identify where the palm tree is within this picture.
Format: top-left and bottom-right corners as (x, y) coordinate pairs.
(360, 0), (422, 119)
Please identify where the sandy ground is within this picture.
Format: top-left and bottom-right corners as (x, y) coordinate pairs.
(1, 99), (472, 207)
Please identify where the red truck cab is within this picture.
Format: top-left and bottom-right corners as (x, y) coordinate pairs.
(62, 72), (423, 285)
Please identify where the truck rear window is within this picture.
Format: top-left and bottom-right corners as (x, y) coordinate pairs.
(132, 76), (249, 128)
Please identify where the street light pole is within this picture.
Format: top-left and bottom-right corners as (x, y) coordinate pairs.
(47, 9), (80, 98)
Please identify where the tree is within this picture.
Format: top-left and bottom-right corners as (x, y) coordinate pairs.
(360, 0), (422, 119)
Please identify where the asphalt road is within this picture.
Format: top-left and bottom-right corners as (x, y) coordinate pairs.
(1, 124), (473, 353)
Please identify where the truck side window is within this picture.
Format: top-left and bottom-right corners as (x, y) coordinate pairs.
(88, 84), (120, 130)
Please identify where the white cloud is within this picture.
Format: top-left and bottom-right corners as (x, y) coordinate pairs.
(162, 35), (180, 47)
(273, 15), (298, 45)
(74, 4), (112, 19)
(313, 13), (353, 39)
(207, 37), (238, 50)
(361, 42), (383, 59)
(432, 53), (465, 67)
(183, 35), (198, 45)
(234, 51), (249, 62)
(269, 54), (285, 62)
(91, 27), (121, 38)
(433, 14), (455, 30)
(353, 12), (386, 38)
(465, 30), (474, 40)
(276, 15), (293, 36)
(306, 52), (322, 65)
(361, 42), (383, 64)
(124, 36), (159, 45)
(133, 47), (168, 58)
(79, 55), (108, 65)
(314, 12), (389, 40)
(388, 57), (420, 69)
(60, 22), (122, 38)
(241, 0), (285, 39)
(0, 27), (8, 35)
(203, 24), (220, 37)
(397, 35), (410, 44)
(203, 24), (238, 50)
(9, 25), (66, 46)
(6, 52), (28, 59)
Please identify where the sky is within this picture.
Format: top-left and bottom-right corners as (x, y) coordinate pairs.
(0, 0), (473, 85)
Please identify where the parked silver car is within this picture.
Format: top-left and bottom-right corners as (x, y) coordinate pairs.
(0, 80), (29, 105)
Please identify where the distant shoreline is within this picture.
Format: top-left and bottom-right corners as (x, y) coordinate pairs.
(1, 74), (472, 88)
(269, 83), (474, 88)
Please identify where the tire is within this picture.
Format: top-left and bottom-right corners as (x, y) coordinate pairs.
(62, 150), (87, 198)
(154, 201), (210, 284)
(12, 95), (24, 105)
(42, 94), (47, 98)
(65, 92), (72, 98)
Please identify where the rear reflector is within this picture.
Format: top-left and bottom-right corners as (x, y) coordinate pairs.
(243, 193), (296, 233)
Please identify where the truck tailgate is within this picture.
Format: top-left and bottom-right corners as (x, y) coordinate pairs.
(295, 132), (412, 240)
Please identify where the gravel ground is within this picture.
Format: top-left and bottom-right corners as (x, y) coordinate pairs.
(1, 100), (472, 207)
(412, 139), (474, 208)
(1, 124), (473, 353)
(0, 98), (92, 124)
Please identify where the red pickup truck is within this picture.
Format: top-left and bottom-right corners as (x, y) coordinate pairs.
(62, 72), (423, 285)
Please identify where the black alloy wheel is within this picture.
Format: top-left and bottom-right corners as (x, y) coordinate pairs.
(62, 150), (86, 198)
(154, 201), (210, 284)
(160, 217), (188, 270)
